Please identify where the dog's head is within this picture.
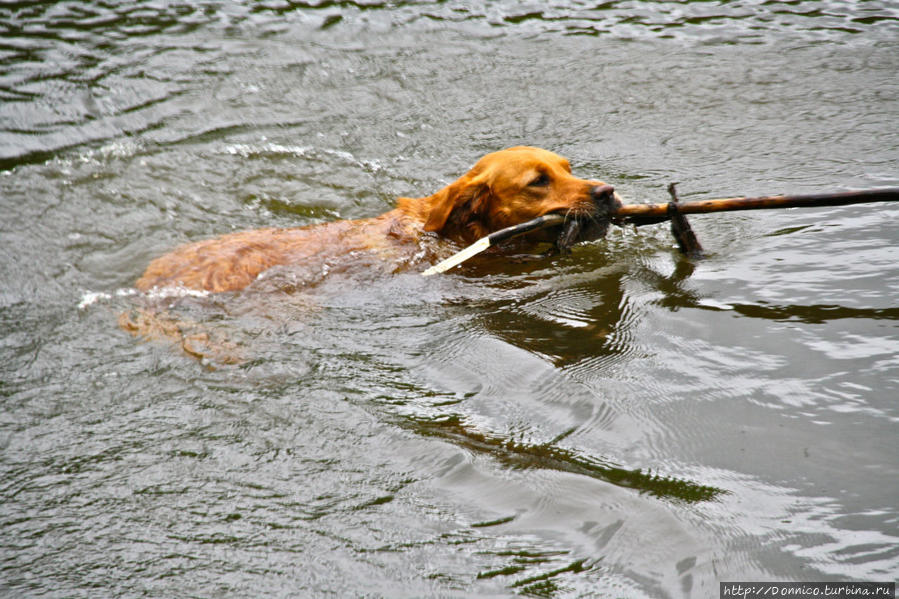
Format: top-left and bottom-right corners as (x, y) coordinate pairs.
(405, 146), (616, 247)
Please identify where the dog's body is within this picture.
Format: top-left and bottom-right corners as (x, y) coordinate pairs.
(136, 147), (614, 294)
(136, 211), (427, 293)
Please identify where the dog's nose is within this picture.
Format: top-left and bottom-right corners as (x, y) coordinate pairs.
(590, 183), (620, 216)
(590, 184), (615, 201)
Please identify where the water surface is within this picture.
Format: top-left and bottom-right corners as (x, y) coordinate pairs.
(1, 2), (898, 597)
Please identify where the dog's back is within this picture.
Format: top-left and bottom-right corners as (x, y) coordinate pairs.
(136, 210), (431, 293)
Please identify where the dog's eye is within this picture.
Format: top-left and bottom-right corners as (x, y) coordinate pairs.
(528, 173), (550, 187)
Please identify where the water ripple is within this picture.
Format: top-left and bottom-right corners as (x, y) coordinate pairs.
(2, 0), (898, 595)
(3, 0), (897, 169)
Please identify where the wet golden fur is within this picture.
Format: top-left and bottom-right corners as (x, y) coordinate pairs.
(135, 146), (611, 293)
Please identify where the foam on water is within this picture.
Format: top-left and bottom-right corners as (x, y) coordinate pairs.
(78, 286), (210, 310)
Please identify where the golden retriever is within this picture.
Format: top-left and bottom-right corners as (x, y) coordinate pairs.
(135, 146), (616, 293)
(124, 147), (615, 363)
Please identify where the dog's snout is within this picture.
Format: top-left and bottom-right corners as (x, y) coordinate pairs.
(589, 183), (621, 217)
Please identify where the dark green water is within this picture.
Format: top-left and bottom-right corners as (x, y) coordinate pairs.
(1, 2), (898, 597)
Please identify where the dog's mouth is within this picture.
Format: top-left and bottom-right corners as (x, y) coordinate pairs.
(553, 185), (619, 252)
(554, 215), (608, 252)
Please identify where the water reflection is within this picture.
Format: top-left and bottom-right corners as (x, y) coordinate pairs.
(466, 249), (700, 368)
(405, 413), (724, 502)
(721, 302), (899, 324)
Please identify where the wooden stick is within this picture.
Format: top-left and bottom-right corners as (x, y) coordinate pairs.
(666, 182), (704, 259)
(422, 214), (564, 276)
(615, 187), (899, 226)
(422, 187), (899, 275)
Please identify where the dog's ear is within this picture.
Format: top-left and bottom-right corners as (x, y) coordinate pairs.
(423, 176), (491, 239)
